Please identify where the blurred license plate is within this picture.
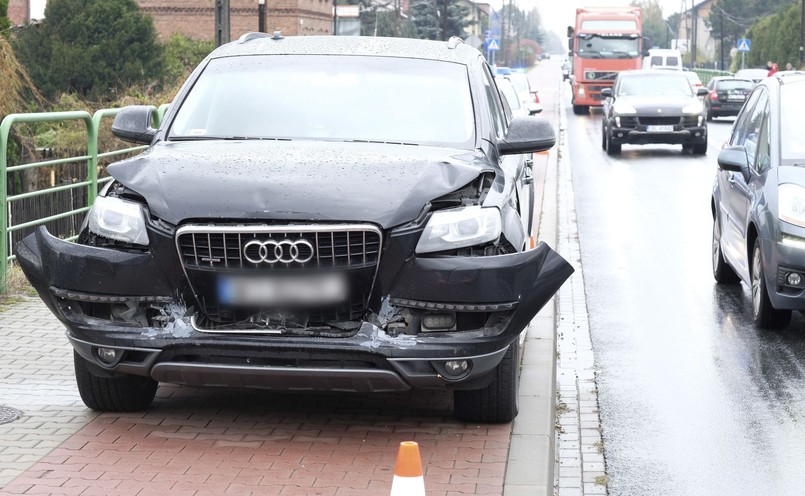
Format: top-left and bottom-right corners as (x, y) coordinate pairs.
(218, 273), (347, 306)
(727, 95), (745, 101)
(647, 125), (674, 132)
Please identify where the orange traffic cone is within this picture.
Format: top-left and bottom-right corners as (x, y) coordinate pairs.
(390, 441), (426, 496)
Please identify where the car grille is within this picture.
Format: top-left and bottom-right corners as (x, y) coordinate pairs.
(638, 116), (681, 126)
(619, 116), (638, 128)
(175, 224), (383, 328)
(178, 227), (381, 270)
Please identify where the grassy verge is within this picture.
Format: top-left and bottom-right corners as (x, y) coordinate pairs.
(0, 264), (36, 311)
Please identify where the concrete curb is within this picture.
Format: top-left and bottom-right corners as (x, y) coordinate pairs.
(503, 69), (562, 496)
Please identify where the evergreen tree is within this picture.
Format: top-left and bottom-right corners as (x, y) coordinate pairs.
(0, 0), (9, 34)
(12, 0), (163, 100)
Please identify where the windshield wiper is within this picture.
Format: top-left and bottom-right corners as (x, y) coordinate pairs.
(170, 136), (292, 141)
(346, 139), (419, 146)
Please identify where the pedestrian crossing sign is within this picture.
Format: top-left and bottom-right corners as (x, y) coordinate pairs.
(737, 39), (751, 53)
(487, 39), (500, 51)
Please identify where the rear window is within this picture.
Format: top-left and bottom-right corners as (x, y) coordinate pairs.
(716, 80), (753, 91)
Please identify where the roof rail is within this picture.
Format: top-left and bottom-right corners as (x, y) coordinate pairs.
(238, 32), (270, 44)
(447, 37), (464, 49)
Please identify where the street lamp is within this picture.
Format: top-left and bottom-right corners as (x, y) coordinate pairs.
(258, 0), (266, 33)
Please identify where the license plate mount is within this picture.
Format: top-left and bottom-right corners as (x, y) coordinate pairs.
(647, 125), (674, 133)
(218, 273), (348, 306)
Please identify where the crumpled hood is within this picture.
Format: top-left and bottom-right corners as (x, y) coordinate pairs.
(108, 140), (491, 228)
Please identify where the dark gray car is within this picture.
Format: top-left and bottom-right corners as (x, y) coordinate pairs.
(601, 70), (710, 155)
(712, 71), (805, 328)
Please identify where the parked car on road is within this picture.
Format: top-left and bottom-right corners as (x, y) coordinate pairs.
(16, 34), (573, 423)
(734, 68), (768, 84)
(498, 73), (543, 115)
(705, 76), (753, 120)
(712, 72), (805, 328)
(601, 69), (710, 155)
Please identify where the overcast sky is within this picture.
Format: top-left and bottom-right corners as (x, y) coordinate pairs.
(493, 0), (692, 41)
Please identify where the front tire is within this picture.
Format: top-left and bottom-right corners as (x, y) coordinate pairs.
(692, 138), (708, 155)
(573, 104), (588, 115)
(751, 239), (791, 329)
(712, 216), (740, 283)
(74, 351), (158, 411)
(605, 131), (621, 155)
(454, 339), (519, 423)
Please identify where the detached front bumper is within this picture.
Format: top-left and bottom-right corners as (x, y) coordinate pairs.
(16, 227), (573, 393)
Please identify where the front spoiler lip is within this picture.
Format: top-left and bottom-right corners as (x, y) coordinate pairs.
(610, 127), (707, 145)
(68, 333), (511, 392)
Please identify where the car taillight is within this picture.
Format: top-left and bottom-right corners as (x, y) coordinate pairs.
(534, 92), (540, 104)
(709, 90), (718, 101)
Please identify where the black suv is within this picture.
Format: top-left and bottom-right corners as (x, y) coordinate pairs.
(601, 70), (710, 155)
(17, 34), (572, 423)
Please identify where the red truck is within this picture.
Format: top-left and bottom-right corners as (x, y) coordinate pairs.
(568, 7), (645, 115)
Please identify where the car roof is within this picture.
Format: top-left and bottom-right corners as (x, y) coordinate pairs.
(774, 71), (805, 85)
(208, 34), (479, 65)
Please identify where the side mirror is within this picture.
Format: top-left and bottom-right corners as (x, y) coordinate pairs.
(112, 105), (157, 145)
(718, 146), (750, 180)
(567, 49), (573, 58)
(498, 116), (555, 155)
(527, 103), (543, 115)
(601, 88), (612, 98)
(696, 87), (709, 97)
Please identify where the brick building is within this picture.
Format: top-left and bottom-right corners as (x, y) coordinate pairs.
(7, 0), (333, 39)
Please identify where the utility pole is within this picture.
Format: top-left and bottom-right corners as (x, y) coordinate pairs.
(333, 0), (338, 35)
(258, 0), (266, 33)
(442, 0), (449, 41)
(800, 0), (805, 65)
(215, 0), (230, 47)
(720, 10), (724, 71)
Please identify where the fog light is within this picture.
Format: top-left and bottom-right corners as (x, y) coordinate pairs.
(445, 360), (469, 374)
(97, 347), (119, 364)
(787, 272), (802, 286)
(422, 313), (456, 331)
(618, 132), (624, 138)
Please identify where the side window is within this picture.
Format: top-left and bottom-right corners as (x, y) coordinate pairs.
(481, 65), (507, 139)
(743, 91), (768, 168)
(730, 89), (762, 146)
(754, 101), (771, 174)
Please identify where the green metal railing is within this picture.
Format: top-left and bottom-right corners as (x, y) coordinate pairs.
(0, 104), (170, 293)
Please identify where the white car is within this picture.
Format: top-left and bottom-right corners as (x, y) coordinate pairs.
(498, 73), (543, 115)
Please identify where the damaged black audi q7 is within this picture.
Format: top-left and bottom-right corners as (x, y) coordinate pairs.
(16, 34), (573, 423)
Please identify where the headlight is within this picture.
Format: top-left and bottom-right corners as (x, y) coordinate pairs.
(682, 101), (704, 114)
(416, 206), (502, 254)
(779, 183), (805, 228)
(87, 196), (150, 245)
(613, 102), (636, 115)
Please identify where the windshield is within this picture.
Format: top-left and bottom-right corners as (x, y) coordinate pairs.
(781, 84), (805, 161)
(170, 55), (475, 148)
(576, 35), (640, 59)
(617, 74), (693, 97)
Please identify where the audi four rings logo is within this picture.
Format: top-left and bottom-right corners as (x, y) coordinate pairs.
(243, 239), (315, 264)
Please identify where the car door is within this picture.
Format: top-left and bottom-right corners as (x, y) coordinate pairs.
(721, 89), (769, 280)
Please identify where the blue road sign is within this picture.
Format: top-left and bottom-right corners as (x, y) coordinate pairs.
(737, 39), (751, 53)
(487, 38), (500, 51)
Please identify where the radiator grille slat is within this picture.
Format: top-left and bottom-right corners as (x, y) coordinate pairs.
(177, 226), (382, 271)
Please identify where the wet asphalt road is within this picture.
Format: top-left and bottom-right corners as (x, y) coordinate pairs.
(564, 95), (805, 495)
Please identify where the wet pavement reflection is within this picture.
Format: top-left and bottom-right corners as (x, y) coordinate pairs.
(565, 107), (805, 495)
